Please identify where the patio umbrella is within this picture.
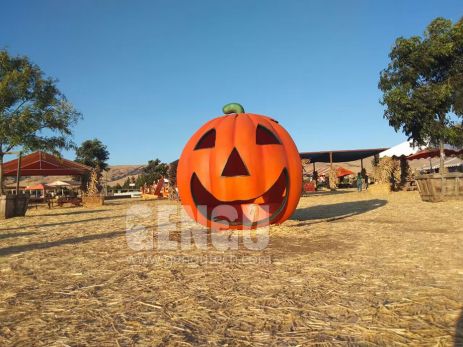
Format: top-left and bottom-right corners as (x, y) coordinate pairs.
(25, 183), (49, 190)
(336, 166), (354, 178)
(407, 147), (463, 160)
(48, 180), (72, 187)
(48, 180), (72, 195)
(407, 146), (463, 173)
(25, 184), (49, 199)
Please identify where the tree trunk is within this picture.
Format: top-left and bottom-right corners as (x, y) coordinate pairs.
(0, 153), (4, 196)
(439, 139), (445, 175)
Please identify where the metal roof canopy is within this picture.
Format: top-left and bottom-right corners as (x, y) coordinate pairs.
(299, 148), (388, 163)
(3, 151), (91, 177)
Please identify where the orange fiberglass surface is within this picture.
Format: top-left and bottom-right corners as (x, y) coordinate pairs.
(177, 103), (302, 230)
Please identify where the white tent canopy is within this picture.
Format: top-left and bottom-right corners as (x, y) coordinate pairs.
(380, 140), (462, 159)
(379, 141), (423, 158)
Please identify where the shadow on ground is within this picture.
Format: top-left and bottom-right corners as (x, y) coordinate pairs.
(0, 231), (37, 240)
(0, 215), (126, 232)
(303, 189), (354, 197)
(0, 229), (127, 257)
(291, 199), (387, 226)
(456, 308), (463, 347)
(32, 209), (110, 217)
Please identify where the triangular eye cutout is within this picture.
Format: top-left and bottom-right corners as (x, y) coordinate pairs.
(194, 129), (216, 150)
(222, 148), (250, 177)
(256, 124), (281, 145)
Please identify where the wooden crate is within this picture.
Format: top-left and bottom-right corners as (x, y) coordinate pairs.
(415, 173), (463, 202)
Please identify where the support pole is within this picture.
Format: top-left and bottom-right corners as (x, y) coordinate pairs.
(361, 158), (364, 172)
(439, 139), (446, 195)
(439, 139), (445, 175)
(15, 152), (22, 195)
(329, 152), (335, 191)
(312, 161), (317, 191)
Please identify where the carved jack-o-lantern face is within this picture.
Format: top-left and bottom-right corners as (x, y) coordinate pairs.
(177, 105), (302, 230)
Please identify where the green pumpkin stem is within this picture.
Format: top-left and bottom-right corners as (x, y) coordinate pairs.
(222, 103), (245, 115)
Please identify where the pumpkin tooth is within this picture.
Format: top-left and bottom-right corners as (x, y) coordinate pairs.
(242, 204), (261, 222)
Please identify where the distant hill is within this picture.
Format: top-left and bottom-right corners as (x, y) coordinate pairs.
(103, 165), (145, 186)
(8, 164), (145, 188)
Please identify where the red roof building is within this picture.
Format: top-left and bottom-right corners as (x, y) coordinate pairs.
(3, 151), (91, 177)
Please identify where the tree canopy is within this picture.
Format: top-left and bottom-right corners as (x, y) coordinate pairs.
(168, 160), (178, 186)
(379, 17), (463, 149)
(0, 50), (81, 194)
(119, 176), (138, 189)
(75, 138), (110, 171)
(139, 159), (169, 186)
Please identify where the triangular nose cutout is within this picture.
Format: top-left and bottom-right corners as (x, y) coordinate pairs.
(221, 148), (250, 177)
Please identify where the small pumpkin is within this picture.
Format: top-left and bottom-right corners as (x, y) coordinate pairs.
(177, 103), (302, 230)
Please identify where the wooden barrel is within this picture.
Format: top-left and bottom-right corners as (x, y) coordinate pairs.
(0, 195), (29, 219)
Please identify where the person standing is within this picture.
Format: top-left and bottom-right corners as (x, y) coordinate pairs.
(312, 170), (318, 191)
(357, 172), (363, 192)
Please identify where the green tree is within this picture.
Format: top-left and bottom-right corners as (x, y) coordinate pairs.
(75, 139), (110, 171)
(122, 177), (131, 189)
(140, 159), (168, 186)
(379, 17), (463, 174)
(0, 50), (81, 194)
(168, 160), (178, 186)
(75, 139), (109, 192)
(135, 175), (145, 189)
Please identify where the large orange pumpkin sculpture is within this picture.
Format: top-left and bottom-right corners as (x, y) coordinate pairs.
(177, 103), (302, 230)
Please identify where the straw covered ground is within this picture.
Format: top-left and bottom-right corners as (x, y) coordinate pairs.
(0, 190), (462, 346)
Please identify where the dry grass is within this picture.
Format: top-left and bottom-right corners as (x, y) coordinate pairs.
(0, 190), (462, 346)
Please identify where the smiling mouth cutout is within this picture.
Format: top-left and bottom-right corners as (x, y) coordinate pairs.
(190, 169), (289, 227)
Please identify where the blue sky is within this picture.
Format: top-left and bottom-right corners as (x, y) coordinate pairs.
(1, 0), (462, 164)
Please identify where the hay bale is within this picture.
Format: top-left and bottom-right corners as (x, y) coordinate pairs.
(82, 195), (105, 207)
(328, 169), (337, 190)
(372, 157), (404, 190)
(142, 193), (160, 200)
(368, 182), (392, 195)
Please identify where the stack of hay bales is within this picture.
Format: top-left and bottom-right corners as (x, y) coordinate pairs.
(328, 168), (337, 190)
(371, 157), (399, 193)
(371, 156), (414, 193)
